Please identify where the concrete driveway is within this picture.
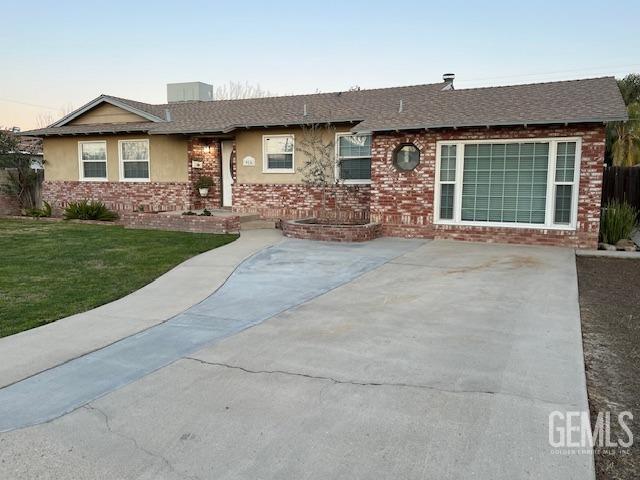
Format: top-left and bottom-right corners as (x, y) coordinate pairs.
(0, 239), (592, 479)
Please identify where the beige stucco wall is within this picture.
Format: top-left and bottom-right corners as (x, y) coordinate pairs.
(68, 103), (147, 125)
(43, 134), (188, 182)
(235, 125), (352, 184)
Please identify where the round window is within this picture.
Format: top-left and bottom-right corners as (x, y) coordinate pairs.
(394, 144), (420, 171)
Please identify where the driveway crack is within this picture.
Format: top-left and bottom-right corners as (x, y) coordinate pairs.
(185, 357), (577, 408)
(84, 404), (200, 480)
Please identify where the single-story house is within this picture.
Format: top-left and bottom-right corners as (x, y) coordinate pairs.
(20, 75), (627, 248)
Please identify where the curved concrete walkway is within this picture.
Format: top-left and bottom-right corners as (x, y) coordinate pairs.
(0, 237), (423, 432)
(0, 229), (283, 389)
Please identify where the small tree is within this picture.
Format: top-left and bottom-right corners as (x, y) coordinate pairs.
(0, 130), (43, 211)
(296, 123), (342, 221)
(607, 74), (640, 165)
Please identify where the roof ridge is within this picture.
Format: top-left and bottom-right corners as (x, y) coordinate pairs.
(451, 76), (615, 93)
(121, 82), (444, 108)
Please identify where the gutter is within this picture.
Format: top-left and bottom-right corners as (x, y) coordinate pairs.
(350, 115), (630, 133)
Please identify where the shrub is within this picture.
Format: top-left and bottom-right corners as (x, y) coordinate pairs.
(600, 200), (638, 244)
(199, 208), (212, 216)
(25, 201), (52, 218)
(64, 200), (119, 222)
(195, 176), (214, 189)
(182, 210), (197, 216)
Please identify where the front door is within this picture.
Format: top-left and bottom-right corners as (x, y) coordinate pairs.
(221, 141), (233, 207)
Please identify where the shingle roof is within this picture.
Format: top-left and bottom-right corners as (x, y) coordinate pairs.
(21, 77), (627, 137)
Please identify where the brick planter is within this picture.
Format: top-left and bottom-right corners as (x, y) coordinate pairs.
(282, 218), (382, 242)
(118, 211), (240, 234)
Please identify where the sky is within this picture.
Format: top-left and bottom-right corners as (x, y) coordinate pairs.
(1, 0), (639, 130)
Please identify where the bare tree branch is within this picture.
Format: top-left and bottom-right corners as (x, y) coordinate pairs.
(213, 81), (274, 100)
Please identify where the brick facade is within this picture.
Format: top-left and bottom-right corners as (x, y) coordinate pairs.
(370, 124), (605, 249)
(188, 139), (222, 209)
(41, 124), (605, 247)
(232, 183), (371, 222)
(42, 180), (194, 213)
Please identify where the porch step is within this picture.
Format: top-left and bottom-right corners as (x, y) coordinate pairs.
(238, 214), (260, 223)
(240, 220), (277, 230)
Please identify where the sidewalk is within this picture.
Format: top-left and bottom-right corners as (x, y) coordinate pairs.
(0, 229), (283, 388)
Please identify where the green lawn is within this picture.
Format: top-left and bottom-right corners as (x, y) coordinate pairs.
(0, 219), (237, 337)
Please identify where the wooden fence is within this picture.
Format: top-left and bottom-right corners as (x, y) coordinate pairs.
(601, 166), (640, 211)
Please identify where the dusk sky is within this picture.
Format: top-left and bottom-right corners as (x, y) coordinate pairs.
(1, 0), (638, 130)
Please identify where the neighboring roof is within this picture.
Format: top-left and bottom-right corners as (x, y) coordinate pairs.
(21, 77), (628, 137)
(0, 130), (43, 155)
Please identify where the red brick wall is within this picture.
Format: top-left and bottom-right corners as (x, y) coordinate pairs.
(119, 211), (239, 234)
(370, 124), (605, 248)
(188, 139), (222, 209)
(0, 193), (19, 215)
(42, 180), (193, 213)
(282, 219), (381, 242)
(232, 183), (371, 222)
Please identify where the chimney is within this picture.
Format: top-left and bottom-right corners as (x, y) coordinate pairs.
(442, 73), (455, 90)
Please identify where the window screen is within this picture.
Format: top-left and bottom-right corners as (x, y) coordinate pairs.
(120, 140), (150, 180)
(80, 142), (107, 180)
(553, 141), (577, 224)
(265, 136), (294, 170)
(438, 144), (457, 219)
(461, 143), (549, 224)
(338, 134), (371, 180)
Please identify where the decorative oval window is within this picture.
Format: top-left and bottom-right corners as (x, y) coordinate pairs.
(394, 144), (420, 171)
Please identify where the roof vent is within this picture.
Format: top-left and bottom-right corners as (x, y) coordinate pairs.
(442, 73), (455, 90)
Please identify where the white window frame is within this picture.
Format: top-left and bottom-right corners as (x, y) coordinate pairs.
(335, 133), (372, 185)
(78, 140), (108, 182)
(262, 134), (295, 173)
(118, 139), (150, 182)
(433, 137), (581, 230)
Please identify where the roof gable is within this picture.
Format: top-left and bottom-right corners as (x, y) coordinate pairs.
(51, 95), (165, 127)
(68, 102), (148, 125)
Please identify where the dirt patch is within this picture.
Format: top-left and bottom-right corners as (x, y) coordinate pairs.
(577, 256), (640, 480)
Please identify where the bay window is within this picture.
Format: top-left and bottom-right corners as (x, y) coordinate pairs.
(435, 138), (580, 229)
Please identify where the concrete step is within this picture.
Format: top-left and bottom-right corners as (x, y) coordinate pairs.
(240, 220), (277, 230)
(238, 214), (260, 223)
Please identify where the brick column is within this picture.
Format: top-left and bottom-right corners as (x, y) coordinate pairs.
(188, 138), (222, 209)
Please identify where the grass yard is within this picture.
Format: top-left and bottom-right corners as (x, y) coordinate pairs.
(0, 219), (237, 337)
(577, 256), (640, 480)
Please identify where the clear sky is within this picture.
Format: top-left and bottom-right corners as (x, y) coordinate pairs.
(1, 0), (638, 130)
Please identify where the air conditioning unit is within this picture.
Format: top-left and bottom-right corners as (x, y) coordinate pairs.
(166, 82), (213, 103)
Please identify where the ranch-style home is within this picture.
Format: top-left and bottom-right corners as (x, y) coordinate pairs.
(21, 75), (627, 248)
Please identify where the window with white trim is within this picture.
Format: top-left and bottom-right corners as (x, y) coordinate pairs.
(435, 138), (580, 229)
(263, 135), (294, 173)
(336, 133), (371, 182)
(79, 141), (107, 181)
(438, 144), (457, 219)
(119, 139), (150, 181)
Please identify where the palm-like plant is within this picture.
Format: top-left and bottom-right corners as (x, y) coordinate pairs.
(611, 102), (640, 166)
